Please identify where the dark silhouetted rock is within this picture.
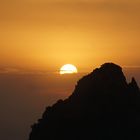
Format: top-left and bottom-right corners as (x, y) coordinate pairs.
(29, 63), (140, 140)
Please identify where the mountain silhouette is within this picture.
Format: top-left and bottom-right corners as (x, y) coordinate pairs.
(29, 63), (140, 140)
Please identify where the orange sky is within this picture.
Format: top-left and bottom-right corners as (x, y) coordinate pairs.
(0, 0), (140, 72)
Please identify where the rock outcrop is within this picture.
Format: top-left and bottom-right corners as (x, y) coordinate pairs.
(29, 63), (140, 140)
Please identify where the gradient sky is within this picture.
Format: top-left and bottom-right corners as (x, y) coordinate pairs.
(0, 0), (140, 140)
(0, 0), (140, 72)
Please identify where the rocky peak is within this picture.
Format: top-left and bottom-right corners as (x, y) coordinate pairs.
(72, 63), (127, 98)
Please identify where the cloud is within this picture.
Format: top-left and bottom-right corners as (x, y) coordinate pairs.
(123, 66), (140, 68)
(0, 67), (45, 75)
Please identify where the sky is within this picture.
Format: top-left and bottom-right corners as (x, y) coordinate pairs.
(0, 0), (140, 140)
(0, 0), (140, 71)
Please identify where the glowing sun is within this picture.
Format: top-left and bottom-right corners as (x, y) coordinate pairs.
(60, 64), (78, 74)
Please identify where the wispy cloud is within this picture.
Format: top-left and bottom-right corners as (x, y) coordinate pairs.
(123, 66), (140, 69)
(0, 67), (46, 75)
(0, 68), (18, 74)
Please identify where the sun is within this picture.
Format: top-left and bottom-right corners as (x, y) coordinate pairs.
(60, 64), (78, 74)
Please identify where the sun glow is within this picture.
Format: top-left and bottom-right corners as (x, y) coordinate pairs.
(60, 64), (78, 74)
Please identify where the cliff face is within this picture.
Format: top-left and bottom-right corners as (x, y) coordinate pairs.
(29, 63), (140, 140)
